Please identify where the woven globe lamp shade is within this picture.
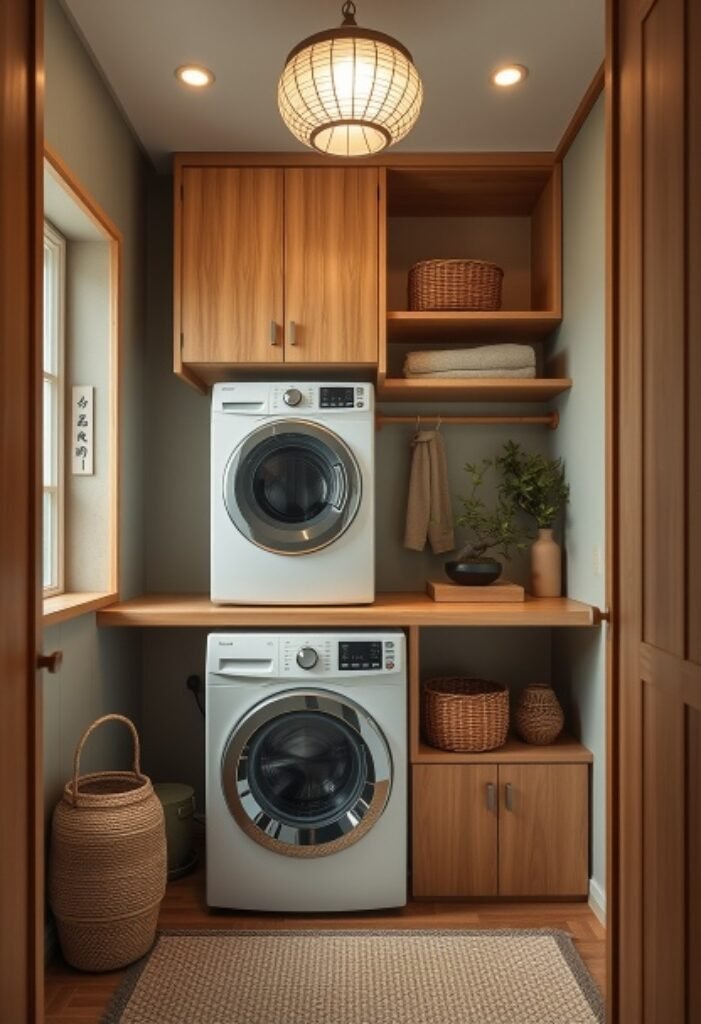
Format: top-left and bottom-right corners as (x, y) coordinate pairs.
(278, 1), (423, 157)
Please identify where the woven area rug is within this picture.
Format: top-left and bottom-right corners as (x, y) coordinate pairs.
(103, 929), (604, 1024)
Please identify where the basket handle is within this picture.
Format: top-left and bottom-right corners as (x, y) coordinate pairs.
(72, 714), (142, 804)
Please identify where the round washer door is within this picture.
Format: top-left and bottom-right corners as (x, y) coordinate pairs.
(221, 690), (393, 858)
(223, 420), (362, 555)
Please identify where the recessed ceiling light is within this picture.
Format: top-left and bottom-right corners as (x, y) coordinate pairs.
(492, 65), (528, 87)
(175, 65), (215, 89)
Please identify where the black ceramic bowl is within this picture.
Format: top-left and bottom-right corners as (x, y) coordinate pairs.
(444, 559), (502, 586)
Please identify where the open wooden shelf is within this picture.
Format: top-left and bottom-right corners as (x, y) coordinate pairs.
(386, 311), (562, 342)
(412, 734), (593, 766)
(377, 377), (572, 403)
(96, 592), (601, 628)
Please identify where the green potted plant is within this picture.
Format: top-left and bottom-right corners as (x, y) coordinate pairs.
(497, 441), (570, 596)
(447, 458), (531, 585)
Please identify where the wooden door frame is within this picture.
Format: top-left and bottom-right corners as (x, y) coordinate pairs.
(0, 0), (44, 1020)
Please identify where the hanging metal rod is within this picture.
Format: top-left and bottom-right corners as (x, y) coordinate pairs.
(375, 410), (559, 430)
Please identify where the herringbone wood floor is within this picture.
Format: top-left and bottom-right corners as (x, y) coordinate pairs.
(45, 851), (606, 1024)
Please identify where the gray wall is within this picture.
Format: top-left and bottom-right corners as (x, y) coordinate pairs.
(550, 94), (607, 916)
(43, 0), (146, 815)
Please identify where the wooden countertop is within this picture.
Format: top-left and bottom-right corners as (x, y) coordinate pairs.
(96, 592), (601, 628)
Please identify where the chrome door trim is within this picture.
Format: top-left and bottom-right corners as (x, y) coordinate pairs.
(223, 419), (362, 555)
(221, 689), (393, 858)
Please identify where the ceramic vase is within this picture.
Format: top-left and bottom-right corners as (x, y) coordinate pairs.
(515, 683), (565, 745)
(530, 527), (561, 597)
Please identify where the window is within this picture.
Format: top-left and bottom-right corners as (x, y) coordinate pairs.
(42, 150), (121, 624)
(43, 221), (66, 596)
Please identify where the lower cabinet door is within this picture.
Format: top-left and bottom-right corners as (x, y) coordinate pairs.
(412, 765), (498, 898)
(498, 763), (589, 897)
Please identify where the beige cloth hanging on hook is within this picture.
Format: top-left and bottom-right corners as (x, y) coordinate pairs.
(403, 427), (455, 554)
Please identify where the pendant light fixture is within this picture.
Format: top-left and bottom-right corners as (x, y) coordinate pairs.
(278, 1), (423, 157)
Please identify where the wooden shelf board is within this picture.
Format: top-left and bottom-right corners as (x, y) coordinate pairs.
(387, 311), (562, 342)
(43, 591), (118, 627)
(377, 378), (572, 403)
(96, 592), (600, 628)
(413, 734), (593, 765)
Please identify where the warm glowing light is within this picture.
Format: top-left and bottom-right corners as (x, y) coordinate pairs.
(492, 65), (528, 87)
(278, 2), (423, 157)
(175, 65), (215, 89)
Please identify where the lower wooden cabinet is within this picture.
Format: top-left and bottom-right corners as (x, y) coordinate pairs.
(412, 761), (589, 899)
(413, 765), (498, 898)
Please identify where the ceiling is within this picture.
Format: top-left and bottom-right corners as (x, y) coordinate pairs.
(62, 0), (604, 170)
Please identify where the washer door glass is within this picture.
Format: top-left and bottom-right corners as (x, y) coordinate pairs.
(223, 421), (362, 555)
(221, 690), (393, 858)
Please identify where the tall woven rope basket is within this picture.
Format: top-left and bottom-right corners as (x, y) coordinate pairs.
(49, 714), (167, 972)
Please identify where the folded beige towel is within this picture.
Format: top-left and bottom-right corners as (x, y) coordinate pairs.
(404, 430), (455, 554)
(404, 366), (536, 379)
(404, 344), (536, 375)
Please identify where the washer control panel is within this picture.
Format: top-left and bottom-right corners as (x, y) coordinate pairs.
(268, 384), (370, 413)
(279, 634), (402, 676)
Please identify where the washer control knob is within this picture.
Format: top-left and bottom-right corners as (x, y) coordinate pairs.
(296, 647), (319, 670)
(283, 388), (303, 407)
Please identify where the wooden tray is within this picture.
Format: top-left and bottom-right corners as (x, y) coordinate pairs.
(427, 580), (525, 603)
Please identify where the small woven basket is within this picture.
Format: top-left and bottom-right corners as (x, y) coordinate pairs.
(514, 684), (565, 745)
(422, 677), (509, 753)
(49, 715), (166, 972)
(409, 259), (504, 311)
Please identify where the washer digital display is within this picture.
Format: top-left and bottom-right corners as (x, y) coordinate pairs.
(339, 641), (382, 671)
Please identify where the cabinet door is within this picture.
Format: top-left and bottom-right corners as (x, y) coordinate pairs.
(284, 168), (379, 364)
(498, 764), (588, 897)
(180, 167), (284, 364)
(412, 765), (498, 898)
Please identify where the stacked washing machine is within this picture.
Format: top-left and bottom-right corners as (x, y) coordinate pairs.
(206, 382), (407, 911)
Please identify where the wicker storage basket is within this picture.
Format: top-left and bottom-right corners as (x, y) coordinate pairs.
(422, 677), (509, 753)
(514, 684), (565, 745)
(49, 715), (166, 972)
(409, 259), (504, 311)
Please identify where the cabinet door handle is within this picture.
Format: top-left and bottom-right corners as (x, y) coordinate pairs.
(504, 782), (514, 811)
(288, 320), (297, 346)
(486, 782), (496, 811)
(269, 320), (278, 346)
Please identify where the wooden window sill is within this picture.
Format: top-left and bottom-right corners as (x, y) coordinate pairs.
(43, 591), (118, 627)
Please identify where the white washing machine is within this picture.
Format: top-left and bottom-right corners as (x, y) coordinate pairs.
(206, 631), (406, 912)
(211, 381), (374, 604)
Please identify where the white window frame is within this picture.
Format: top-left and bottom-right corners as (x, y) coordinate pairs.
(43, 220), (66, 597)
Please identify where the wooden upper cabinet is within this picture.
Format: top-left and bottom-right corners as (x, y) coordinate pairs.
(284, 168), (379, 364)
(498, 763), (588, 897)
(175, 162), (379, 383)
(179, 167), (284, 365)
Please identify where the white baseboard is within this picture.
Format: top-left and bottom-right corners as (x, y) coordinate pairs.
(588, 878), (606, 926)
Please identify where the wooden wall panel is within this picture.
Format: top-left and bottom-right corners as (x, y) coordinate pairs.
(688, 0), (701, 668)
(614, 0), (701, 1019)
(687, 708), (701, 1023)
(641, 679), (685, 1023)
(0, 1), (43, 1020)
(614, 0), (645, 1011)
(641, 0), (685, 657)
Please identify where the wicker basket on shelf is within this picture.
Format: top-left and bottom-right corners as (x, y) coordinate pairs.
(514, 684), (565, 745)
(48, 714), (166, 972)
(409, 259), (504, 311)
(422, 677), (509, 753)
